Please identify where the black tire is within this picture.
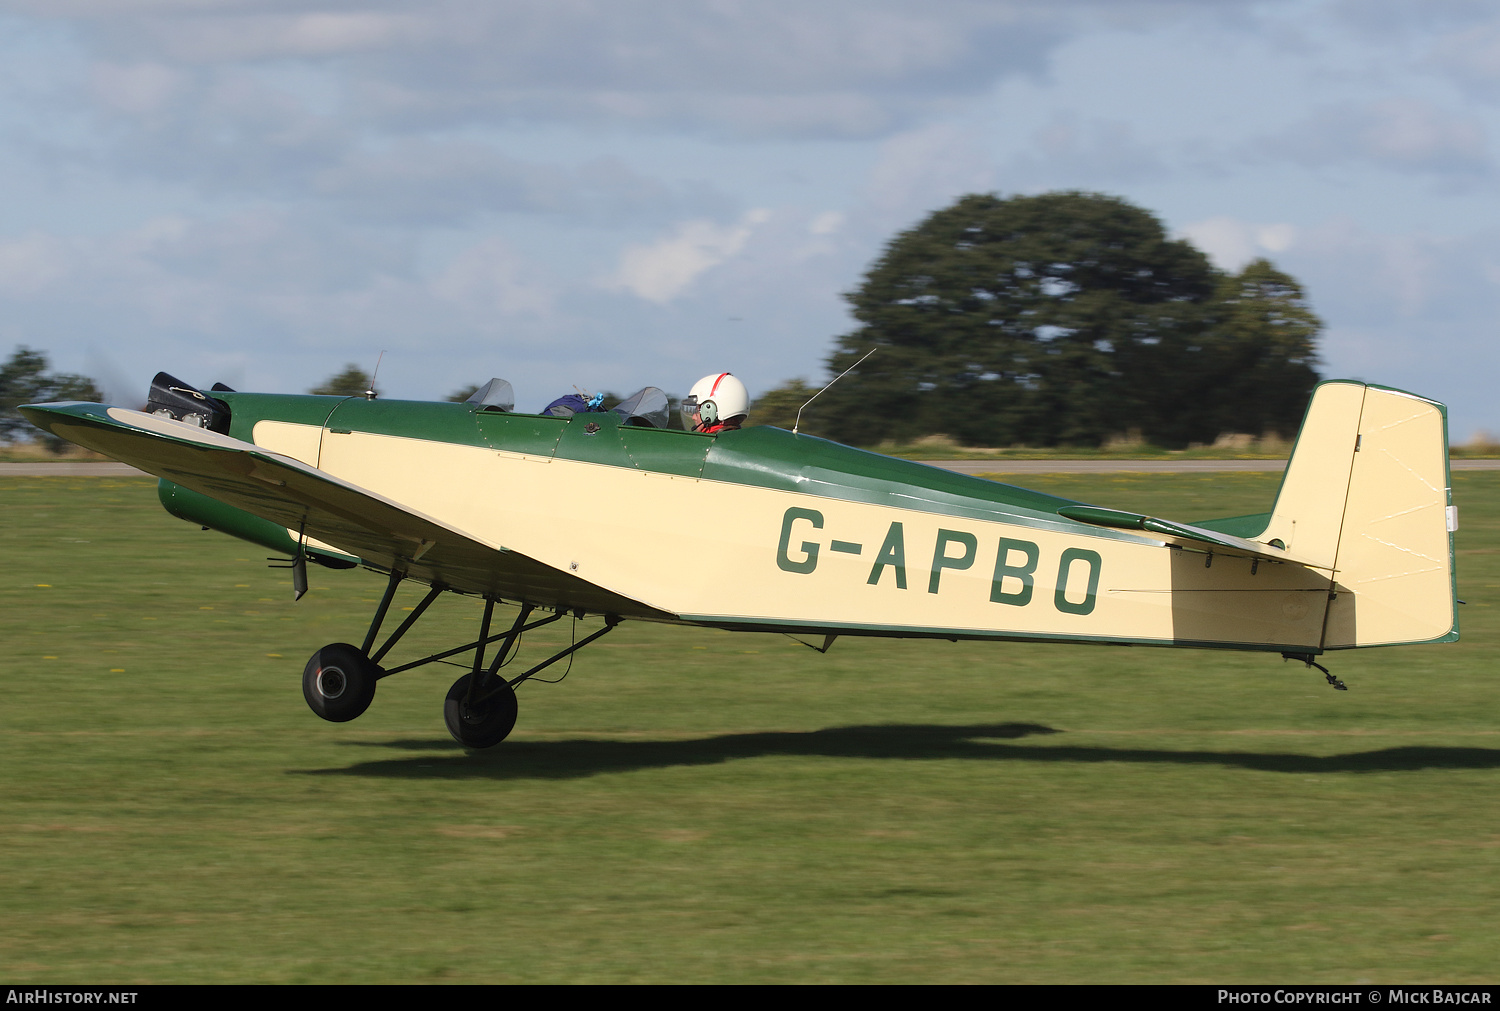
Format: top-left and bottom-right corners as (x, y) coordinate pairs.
(444, 673), (518, 749)
(302, 643), (379, 723)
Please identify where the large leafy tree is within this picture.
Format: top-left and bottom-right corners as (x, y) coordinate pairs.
(1205, 258), (1322, 440)
(816, 192), (1319, 447)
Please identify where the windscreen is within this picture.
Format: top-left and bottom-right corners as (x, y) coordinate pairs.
(464, 378), (515, 411)
(612, 387), (669, 428)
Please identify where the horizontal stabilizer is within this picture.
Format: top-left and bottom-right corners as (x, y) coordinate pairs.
(1056, 505), (1301, 564)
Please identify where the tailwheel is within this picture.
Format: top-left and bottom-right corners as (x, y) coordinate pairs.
(444, 673), (518, 749)
(303, 642), (380, 722)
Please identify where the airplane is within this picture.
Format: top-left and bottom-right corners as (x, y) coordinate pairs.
(20, 374), (1458, 748)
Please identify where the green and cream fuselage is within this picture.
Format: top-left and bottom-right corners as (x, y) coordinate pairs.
(23, 380), (1459, 656)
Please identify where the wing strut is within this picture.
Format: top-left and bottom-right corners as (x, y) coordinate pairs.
(500, 615), (621, 692)
(362, 567), (406, 654)
(370, 584), (445, 664)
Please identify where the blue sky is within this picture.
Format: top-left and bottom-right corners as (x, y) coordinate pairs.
(1, 0), (1497, 440)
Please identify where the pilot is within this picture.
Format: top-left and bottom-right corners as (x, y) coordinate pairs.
(681, 373), (749, 434)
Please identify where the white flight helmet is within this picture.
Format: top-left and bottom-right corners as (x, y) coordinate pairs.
(682, 373), (750, 431)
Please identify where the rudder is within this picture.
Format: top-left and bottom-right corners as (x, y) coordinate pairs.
(1322, 385), (1457, 648)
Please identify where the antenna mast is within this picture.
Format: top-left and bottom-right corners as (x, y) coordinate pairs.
(365, 350), (385, 400)
(793, 348), (877, 435)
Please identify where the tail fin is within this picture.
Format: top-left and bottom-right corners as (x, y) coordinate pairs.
(1259, 380), (1457, 649)
(1258, 381), (1366, 569)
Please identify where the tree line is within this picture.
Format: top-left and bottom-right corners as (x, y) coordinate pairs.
(0, 348), (105, 452)
(754, 191), (1321, 448)
(3, 192), (1322, 454)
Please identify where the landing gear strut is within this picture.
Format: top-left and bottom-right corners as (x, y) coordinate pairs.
(300, 568), (622, 747)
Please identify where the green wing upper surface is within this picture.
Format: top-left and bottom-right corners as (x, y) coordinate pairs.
(19, 402), (670, 618)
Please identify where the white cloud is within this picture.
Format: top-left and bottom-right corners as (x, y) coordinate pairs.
(429, 237), (555, 320)
(1258, 99), (1491, 181)
(88, 10), (417, 64)
(1292, 218), (1458, 321)
(1245, 216), (1500, 437)
(1176, 217), (1298, 271)
(809, 211), (844, 236)
(1366, 99), (1487, 167)
(861, 123), (996, 226)
(90, 60), (182, 114)
(20, 1), (1256, 139)
(1427, 20), (1500, 95)
(270, 12), (412, 57)
(1, 0), (1496, 441)
(0, 233), (73, 296)
(1015, 114), (1169, 186)
(607, 209), (771, 304)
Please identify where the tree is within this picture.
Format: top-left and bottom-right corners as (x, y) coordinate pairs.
(749, 378), (821, 432)
(310, 365), (376, 397)
(1206, 258), (1322, 440)
(815, 192), (1320, 447)
(0, 346), (105, 448)
(0, 347), (54, 442)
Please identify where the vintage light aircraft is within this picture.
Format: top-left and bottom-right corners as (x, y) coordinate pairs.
(21, 374), (1457, 748)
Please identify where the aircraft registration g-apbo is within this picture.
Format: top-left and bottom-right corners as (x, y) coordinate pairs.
(21, 372), (1458, 748)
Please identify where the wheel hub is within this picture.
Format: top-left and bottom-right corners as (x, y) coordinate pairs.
(317, 666), (347, 700)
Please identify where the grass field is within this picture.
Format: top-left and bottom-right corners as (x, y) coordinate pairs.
(1, 472), (1496, 984)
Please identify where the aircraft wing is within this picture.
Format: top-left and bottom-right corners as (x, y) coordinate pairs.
(20, 402), (671, 618)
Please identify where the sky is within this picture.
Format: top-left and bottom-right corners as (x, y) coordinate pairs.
(0, 0), (1497, 440)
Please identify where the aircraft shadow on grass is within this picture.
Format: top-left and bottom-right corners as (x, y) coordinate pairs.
(296, 722), (1500, 781)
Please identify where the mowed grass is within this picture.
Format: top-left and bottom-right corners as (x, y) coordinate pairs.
(0, 472), (1496, 984)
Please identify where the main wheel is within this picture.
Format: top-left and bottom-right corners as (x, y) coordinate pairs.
(444, 673), (518, 749)
(302, 643), (379, 723)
